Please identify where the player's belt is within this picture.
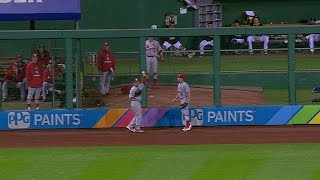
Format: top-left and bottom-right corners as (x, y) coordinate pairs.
(147, 56), (155, 57)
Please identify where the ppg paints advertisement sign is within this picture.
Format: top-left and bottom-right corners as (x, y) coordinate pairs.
(0, 0), (81, 20)
(189, 108), (255, 126)
(0, 105), (319, 130)
(2, 109), (106, 130)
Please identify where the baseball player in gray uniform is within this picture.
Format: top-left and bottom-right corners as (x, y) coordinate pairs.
(173, 73), (191, 131)
(126, 72), (147, 133)
(146, 36), (163, 88)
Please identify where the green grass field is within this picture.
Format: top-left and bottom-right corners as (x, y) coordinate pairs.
(1, 144), (320, 180)
(84, 53), (320, 75)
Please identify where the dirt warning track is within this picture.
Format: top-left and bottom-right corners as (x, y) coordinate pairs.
(0, 126), (320, 148)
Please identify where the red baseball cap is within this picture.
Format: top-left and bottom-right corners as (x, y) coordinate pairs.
(178, 73), (185, 79)
(134, 78), (139, 83)
(32, 53), (39, 58)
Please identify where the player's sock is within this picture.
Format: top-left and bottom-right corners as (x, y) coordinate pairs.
(186, 120), (190, 128)
(27, 99), (31, 109)
(153, 79), (158, 88)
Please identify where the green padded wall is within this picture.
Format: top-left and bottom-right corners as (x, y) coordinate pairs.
(0, 0), (319, 58)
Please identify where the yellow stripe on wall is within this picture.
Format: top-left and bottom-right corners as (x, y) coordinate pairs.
(94, 109), (128, 128)
(309, 112), (320, 124)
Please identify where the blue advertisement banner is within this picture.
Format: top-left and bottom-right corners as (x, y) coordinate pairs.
(155, 106), (302, 127)
(0, 0), (81, 21)
(0, 105), (314, 130)
(0, 109), (107, 130)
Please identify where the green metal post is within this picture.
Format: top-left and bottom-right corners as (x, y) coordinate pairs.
(214, 35), (221, 106)
(288, 33), (296, 105)
(75, 39), (81, 108)
(139, 37), (147, 107)
(75, 21), (81, 108)
(65, 38), (73, 109)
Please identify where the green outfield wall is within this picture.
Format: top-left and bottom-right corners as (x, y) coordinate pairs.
(0, 0), (319, 57)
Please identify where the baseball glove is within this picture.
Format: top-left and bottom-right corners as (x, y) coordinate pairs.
(180, 102), (189, 109)
(135, 89), (142, 96)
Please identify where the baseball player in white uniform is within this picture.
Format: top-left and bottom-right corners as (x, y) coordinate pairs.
(305, 18), (320, 53)
(173, 73), (191, 131)
(231, 20), (245, 55)
(126, 72), (147, 133)
(247, 16), (269, 55)
(199, 20), (214, 57)
(146, 36), (163, 88)
(162, 20), (184, 52)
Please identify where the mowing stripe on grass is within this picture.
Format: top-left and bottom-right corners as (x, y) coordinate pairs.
(190, 153), (265, 180)
(288, 105), (320, 124)
(132, 151), (208, 180)
(248, 148), (320, 180)
(2, 144), (320, 179)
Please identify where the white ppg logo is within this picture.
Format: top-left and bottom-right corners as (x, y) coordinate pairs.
(8, 112), (31, 129)
(0, 0), (43, 3)
(190, 109), (203, 125)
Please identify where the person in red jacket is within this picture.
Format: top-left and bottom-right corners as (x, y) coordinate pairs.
(1, 65), (26, 101)
(42, 61), (53, 102)
(8, 55), (27, 72)
(36, 44), (51, 69)
(97, 42), (116, 96)
(26, 53), (43, 110)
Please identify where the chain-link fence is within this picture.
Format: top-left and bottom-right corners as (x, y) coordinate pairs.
(1, 28), (320, 110)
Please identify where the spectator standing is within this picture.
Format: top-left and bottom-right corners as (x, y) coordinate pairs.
(97, 42), (116, 96)
(26, 53), (43, 110)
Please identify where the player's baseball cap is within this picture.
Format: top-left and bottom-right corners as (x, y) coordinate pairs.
(178, 73), (185, 79)
(39, 44), (45, 48)
(207, 20), (213, 24)
(134, 78), (139, 83)
(104, 42), (109, 46)
(311, 17), (316, 21)
(32, 53), (39, 58)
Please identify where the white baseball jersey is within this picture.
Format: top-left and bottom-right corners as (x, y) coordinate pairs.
(146, 39), (161, 57)
(129, 83), (145, 102)
(178, 81), (190, 104)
